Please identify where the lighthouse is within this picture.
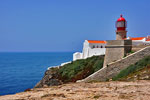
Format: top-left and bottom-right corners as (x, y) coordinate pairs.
(103, 15), (132, 67)
(116, 15), (127, 40)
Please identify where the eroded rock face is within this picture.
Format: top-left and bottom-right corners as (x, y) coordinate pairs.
(35, 67), (62, 88)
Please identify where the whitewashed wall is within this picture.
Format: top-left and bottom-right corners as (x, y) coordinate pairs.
(88, 48), (105, 57)
(132, 41), (145, 45)
(82, 40), (90, 59)
(144, 41), (150, 45)
(73, 40), (106, 61)
(88, 43), (106, 58)
(73, 52), (83, 61)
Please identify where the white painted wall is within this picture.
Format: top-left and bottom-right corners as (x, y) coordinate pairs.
(143, 41), (150, 45)
(132, 41), (145, 45)
(73, 40), (106, 61)
(131, 38), (150, 46)
(73, 52), (83, 61)
(88, 48), (106, 57)
(87, 42), (106, 58)
(82, 40), (90, 59)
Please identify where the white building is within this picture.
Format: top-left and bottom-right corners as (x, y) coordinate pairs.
(127, 36), (150, 45)
(73, 40), (106, 61)
(73, 36), (150, 61)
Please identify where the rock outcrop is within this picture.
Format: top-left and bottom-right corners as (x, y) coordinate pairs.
(35, 67), (62, 88)
(1, 80), (150, 100)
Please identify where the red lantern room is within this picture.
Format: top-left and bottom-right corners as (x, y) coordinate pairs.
(116, 14), (127, 31)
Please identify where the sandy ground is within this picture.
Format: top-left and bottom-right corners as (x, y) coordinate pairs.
(1, 80), (150, 100)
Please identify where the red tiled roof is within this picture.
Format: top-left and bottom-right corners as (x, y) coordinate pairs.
(87, 40), (106, 44)
(129, 37), (145, 40)
(146, 38), (150, 41)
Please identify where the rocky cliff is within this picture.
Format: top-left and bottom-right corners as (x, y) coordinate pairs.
(35, 67), (62, 88)
(35, 55), (104, 88)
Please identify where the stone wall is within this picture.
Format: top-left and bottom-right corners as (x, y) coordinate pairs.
(116, 30), (127, 40)
(103, 40), (132, 67)
(132, 45), (148, 52)
(78, 46), (150, 82)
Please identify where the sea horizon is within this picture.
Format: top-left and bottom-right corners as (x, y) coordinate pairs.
(0, 51), (76, 53)
(0, 52), (73, 96)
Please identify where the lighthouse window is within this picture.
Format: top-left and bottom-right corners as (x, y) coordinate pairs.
(116, 21), (125, 27)
(97, 46), (99, 48)
(101, 46), (103, 48)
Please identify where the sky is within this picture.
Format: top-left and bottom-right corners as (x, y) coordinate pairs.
(0, 0), (150, 52)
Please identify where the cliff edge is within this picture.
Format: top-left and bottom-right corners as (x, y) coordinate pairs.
(35, 55), (104, 88)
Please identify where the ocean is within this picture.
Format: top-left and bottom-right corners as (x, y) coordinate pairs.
(0, 52), (73, 96)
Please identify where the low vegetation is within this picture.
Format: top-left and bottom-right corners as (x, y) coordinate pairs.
(112, 56), (150, 81)
(35, 55), (104, 88)
(58, 55), (104, 82)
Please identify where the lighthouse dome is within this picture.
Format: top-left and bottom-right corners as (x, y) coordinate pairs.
(117, 14), (126, 22)
(116, 14), (127, 31)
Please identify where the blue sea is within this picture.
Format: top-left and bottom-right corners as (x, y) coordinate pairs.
(0, 52), (73, 96)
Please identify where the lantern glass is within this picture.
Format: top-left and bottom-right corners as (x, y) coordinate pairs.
(116, 21), (126, 27)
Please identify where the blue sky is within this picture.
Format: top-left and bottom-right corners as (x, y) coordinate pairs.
(0, 0), (150, 52)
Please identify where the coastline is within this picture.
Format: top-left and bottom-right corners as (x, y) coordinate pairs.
(47, 61), (71, 70)
(0, 52), (73, 96)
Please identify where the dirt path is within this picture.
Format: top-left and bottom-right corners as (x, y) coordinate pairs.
(1, 80), (150, 100)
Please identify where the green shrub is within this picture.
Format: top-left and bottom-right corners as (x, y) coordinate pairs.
(58, 55), (104, 82)
(93, 59), (104, 72)
(112, 56), (150, 81)
(129, 50), (135, 54)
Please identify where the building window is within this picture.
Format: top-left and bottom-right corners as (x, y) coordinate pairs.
(101, 46), (103, 48)
(93, 45), (95, 48)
